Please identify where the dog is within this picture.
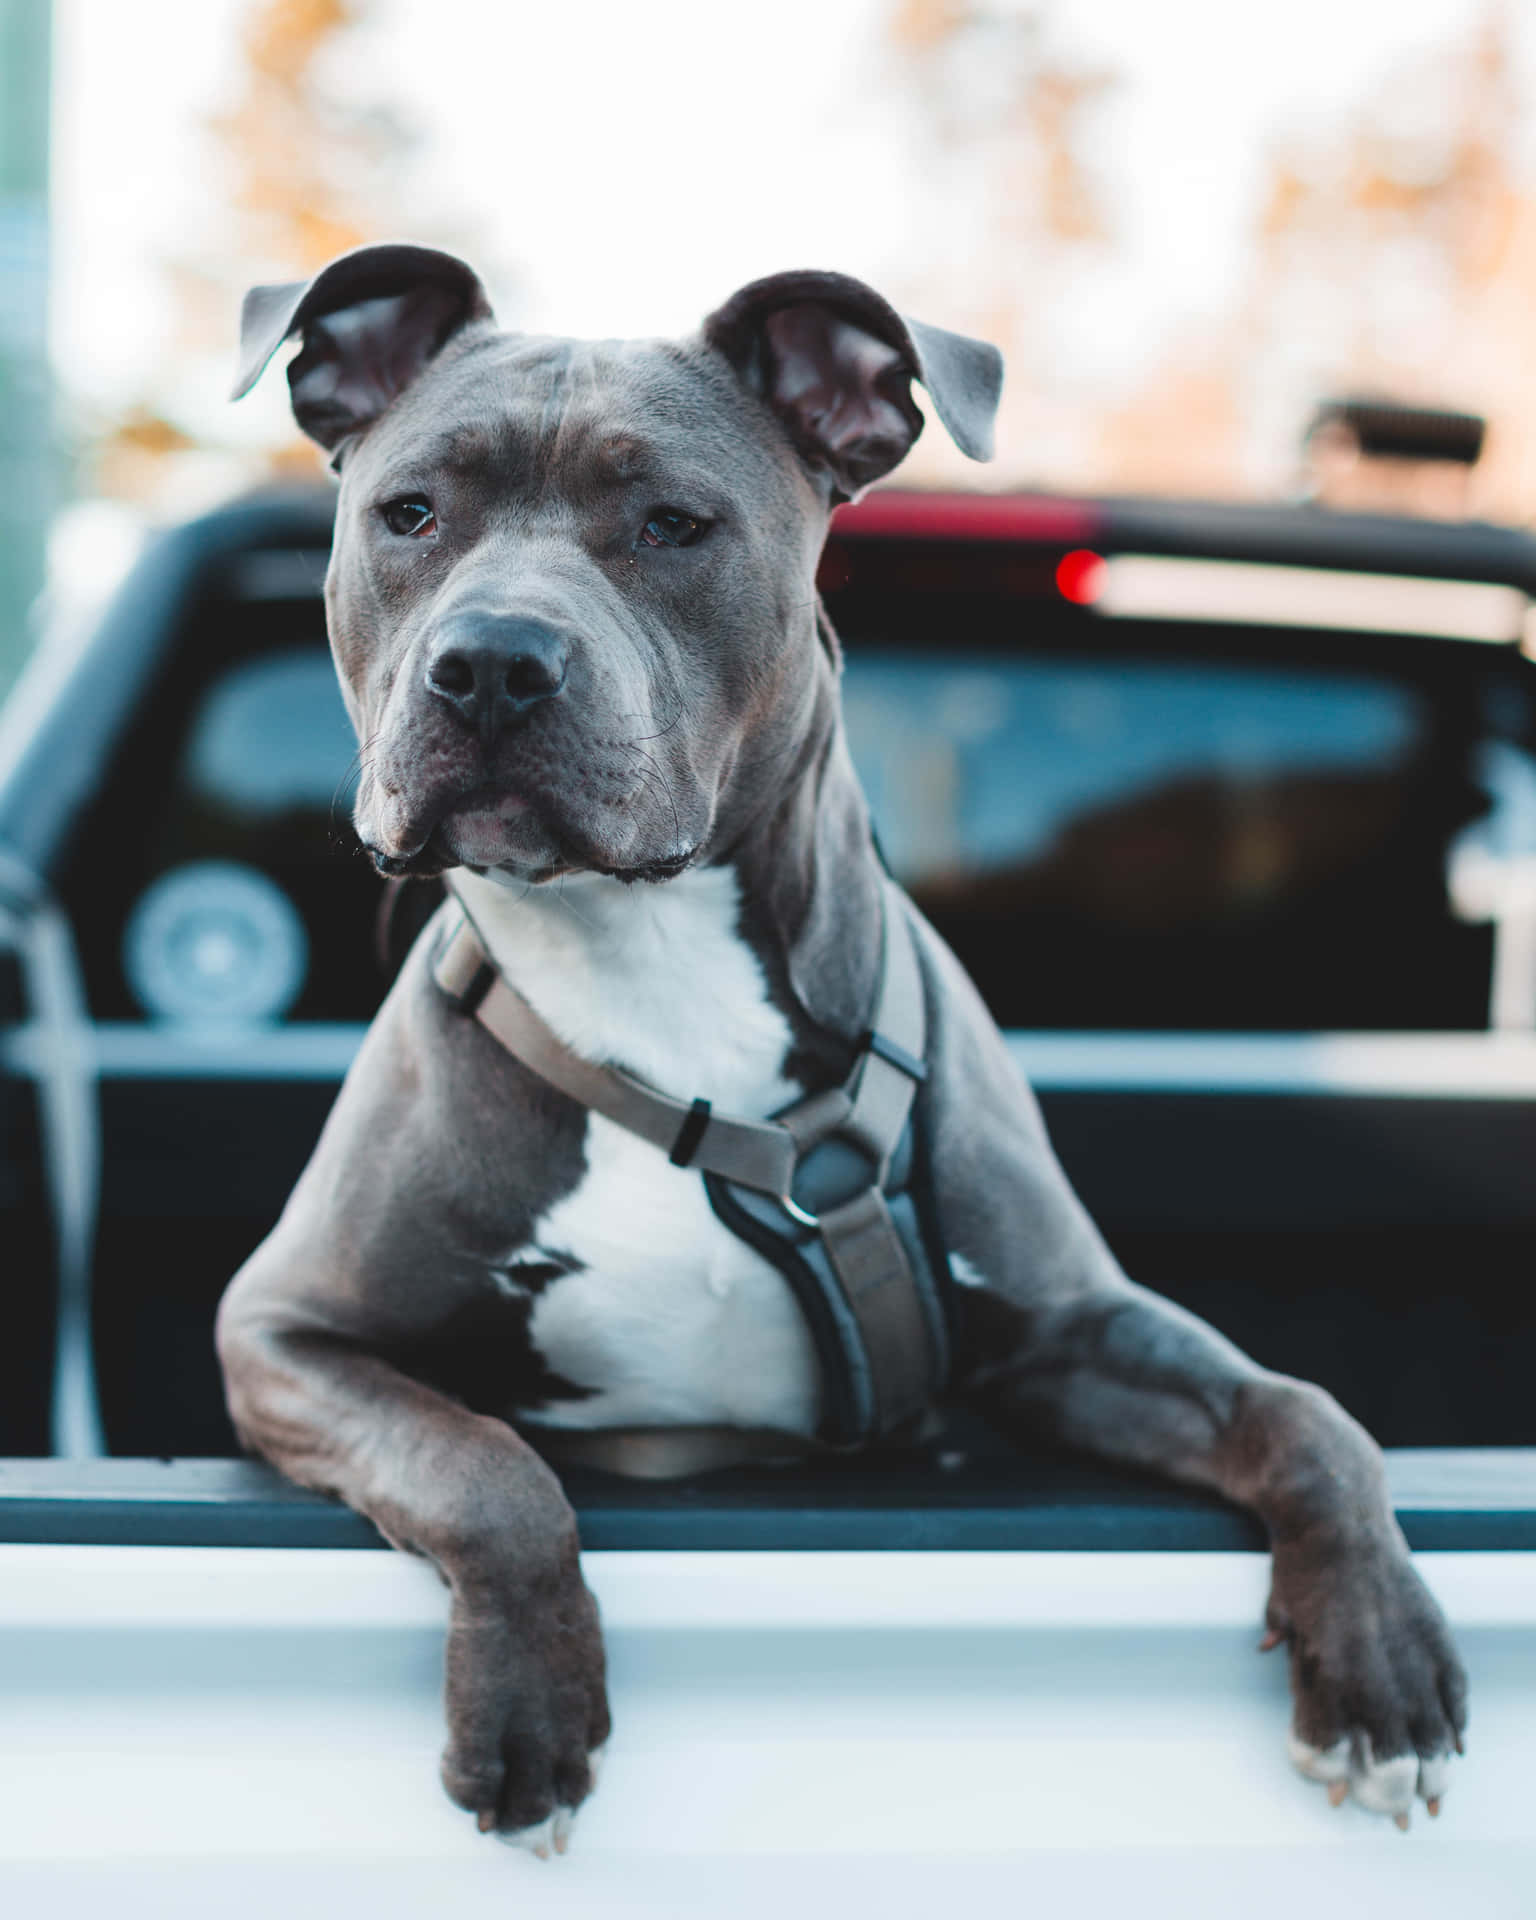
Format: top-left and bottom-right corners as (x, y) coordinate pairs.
(217, 244), (1466, 1852)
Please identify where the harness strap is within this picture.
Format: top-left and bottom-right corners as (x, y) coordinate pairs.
(792, 882), (935, 1434)
(431, 876), (943, 1444)
(818, 1186), (934, 1432)
(434, 918), (798, 1196)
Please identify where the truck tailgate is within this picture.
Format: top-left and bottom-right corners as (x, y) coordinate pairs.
(2, 1456), (1534, 1917)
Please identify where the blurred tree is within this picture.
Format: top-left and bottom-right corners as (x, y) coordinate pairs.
(1100, 4), (1536, 512)
(888, 0), (1110, 241)
(885, 0), (1536, 515)
(210, 0), (396, 276)
(91, 0), (417, 509)
(1095, 346), (1245, 499)
(882, 1), (1116, 485)
(1240, 6), (1536, 515)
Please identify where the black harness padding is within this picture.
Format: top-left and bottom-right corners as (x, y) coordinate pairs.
(704, 1103), (952, 1446)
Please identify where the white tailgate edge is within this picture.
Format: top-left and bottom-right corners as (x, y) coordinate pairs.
(1, 1546), (1532, 1919)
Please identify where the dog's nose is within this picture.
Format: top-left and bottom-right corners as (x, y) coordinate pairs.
(424, 614), (569, 744)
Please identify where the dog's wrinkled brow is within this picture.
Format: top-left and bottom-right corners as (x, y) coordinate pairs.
(380, 422), (508, 485)
(358, 330), (763, 530)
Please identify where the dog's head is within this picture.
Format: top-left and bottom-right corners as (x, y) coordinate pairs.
(234, 245), (1002, 884)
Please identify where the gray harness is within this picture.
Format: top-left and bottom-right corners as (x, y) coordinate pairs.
(432, 879), (951, 1465)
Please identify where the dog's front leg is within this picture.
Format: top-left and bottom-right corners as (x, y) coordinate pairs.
(216, 1285), (609, 1852)
(913, 914), (1466, 1826)
(962, 1276), (1466, 1824)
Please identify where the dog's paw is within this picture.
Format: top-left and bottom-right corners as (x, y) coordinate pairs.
(439, 1532), (611, 1853)
(489, 1749), (606, 1858)
(1264, 1529), (1466, 1831)
(1287, 1730), (1452, 1826)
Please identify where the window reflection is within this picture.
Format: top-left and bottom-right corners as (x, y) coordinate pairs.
(843, 652), (1484, 1029)
(182, 650), (356, 817)
(846, 656), (1424, 896)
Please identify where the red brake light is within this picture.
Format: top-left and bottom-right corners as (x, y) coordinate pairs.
(1056, 549), (1107, 605)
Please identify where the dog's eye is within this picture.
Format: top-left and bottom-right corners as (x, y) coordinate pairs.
(639, 509), (705, 549)
(381, 497), (437, 538)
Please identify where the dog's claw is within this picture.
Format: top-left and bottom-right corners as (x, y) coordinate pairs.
(1427, 1797), (1441, 1818)
(1327, 1779), (1350, 1808)
(477, 1809), (496, 1834)
(1258, 1628), (1285, 1652)
(1394, 1811), (1411, 1833)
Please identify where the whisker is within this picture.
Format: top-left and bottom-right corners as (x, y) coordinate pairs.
(330, 730), (382, 829)
(625, 741), (682, 849)
(554, 872), (597, 930)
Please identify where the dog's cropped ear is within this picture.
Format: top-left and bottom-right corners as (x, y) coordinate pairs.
(231, 243), (494, 453)
(703, 270), (1003, 501)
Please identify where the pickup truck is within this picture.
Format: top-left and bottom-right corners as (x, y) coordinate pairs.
(1, 487), (1534, 1914)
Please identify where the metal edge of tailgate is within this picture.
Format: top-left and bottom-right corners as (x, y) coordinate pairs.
(0, 1451), (1533, 1553)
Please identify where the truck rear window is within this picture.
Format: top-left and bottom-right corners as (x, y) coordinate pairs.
(142, 594), (1501, 1031)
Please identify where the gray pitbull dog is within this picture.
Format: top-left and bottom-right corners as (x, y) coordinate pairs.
(219, 243), (1466, 1853)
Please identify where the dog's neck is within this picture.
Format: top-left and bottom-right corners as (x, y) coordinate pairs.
(724, 665), (886, 1067)
(450, 662), (885, 1110)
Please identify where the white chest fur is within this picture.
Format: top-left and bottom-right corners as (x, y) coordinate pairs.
(452, 866), (822, 1434)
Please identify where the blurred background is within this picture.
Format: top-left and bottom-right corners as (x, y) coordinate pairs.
(9, 0), (1536, 691)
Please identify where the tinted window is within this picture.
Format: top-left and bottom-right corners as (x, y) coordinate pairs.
(182, 651), (356, 818)
(117, 589), (1503, 1032)
(846, 656), (1424, 883)
(839, 634), (1493, 1030)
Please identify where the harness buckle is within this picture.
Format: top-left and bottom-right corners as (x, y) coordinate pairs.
(775, 1113), (885, 1235)
(775, 1191), (821, 1230)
